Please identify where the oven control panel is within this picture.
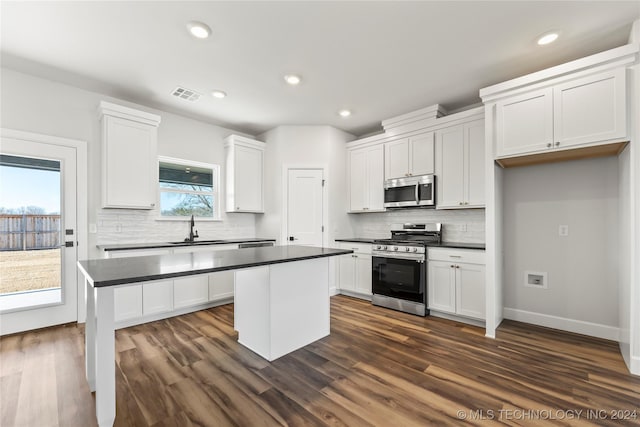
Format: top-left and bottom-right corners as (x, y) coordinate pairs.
(373, 245), (425, 254)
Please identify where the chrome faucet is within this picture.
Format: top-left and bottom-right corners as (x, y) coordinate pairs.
(184, 215), (199, 242)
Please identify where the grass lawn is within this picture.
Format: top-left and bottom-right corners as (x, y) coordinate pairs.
(0, 249), (61, 294)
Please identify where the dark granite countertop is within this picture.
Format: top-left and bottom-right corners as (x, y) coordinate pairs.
(426, 242), (485, 250)
(334, 237), (378, 244)
(335, 238), (484, 250)
(97, 237), (276, 251)
(78, 245), (352, 287)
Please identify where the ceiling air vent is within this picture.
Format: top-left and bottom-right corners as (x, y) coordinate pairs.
(171, 86), (201, 102)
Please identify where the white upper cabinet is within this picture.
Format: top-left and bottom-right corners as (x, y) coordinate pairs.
(553, 69), (626, 148)
(225, 135), (265, 213)
(496, 88), (553, 157)
(436, 119), (485, 209)
(385, 139), (409, 179)
(495, 68), (627, 158)
(348, 145), (384, 212)
(409, 132), (436, 176)
(384, 132), (434, 179)
(99, 101), (161, 209)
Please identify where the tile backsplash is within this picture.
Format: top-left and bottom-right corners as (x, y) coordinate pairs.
(348, 208), (485, 243)
(96, 209), (256, 245)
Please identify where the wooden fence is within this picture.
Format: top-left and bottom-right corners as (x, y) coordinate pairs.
(0, 214), (61, 251)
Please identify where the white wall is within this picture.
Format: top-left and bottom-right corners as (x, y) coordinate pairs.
(502, 156), (620, 337)
(347, 209), (485, 242)
(256, 125), (354, 246)
(0, 68), (257, 260)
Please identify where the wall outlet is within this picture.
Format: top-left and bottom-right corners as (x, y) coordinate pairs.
(524, 271), (548, 289)
(115, 223), (122, 233)
(461, 224), (467, 232)
(558, 225), (569, 237)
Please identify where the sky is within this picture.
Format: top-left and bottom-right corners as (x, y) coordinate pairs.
(0, 166), (60, 214)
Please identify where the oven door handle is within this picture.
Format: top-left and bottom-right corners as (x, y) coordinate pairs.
(373, 254), (425, 262)
(415, 183), (419, 204)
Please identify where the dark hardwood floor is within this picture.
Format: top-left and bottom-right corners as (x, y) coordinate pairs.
(1, 295), (639, 426)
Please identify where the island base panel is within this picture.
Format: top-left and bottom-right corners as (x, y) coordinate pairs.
(85, 281), (116, 427)
(235, 257), (330, 361)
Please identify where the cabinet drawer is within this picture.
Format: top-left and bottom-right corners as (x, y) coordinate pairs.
(336, 242), (372, 254)
(428, 248), (485, 264)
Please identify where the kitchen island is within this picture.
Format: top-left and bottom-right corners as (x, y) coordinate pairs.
(77, 245), (352, 427)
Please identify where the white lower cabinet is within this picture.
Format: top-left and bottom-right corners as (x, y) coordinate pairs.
(114, 285), (143, 322)
(427, 248), (485, 320)
(336, 242), (372, 297)
(209, 271), (234, 301)
(143, 280), (173, 316)
(107, 243), (242, 326)
(174, 275), (209, 309)
(109, 248), (171, 322)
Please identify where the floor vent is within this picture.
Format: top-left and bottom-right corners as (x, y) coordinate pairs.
(171, 87), (201, 102)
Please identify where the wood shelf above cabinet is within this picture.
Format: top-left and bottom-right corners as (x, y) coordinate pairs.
(495, 141), (628, 168)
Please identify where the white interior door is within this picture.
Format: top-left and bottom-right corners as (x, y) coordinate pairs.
(286, 169), (324, 247)
(0, 137), (78, 335)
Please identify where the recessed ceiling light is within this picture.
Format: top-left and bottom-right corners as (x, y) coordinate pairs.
(284, 74), (301, 85)
(339, 109), (352, 118)
(187, 21), (211, 39)
(212, 90), (227, 99)
(537, 31), (559, 46)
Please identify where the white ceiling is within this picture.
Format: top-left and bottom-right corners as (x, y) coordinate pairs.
(1, 1), (639, 137)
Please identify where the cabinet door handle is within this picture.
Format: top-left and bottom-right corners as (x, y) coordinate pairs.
(236, 207), (240, 210)
(547, 143), (552, 148)
(555, 141), (560, 146)
(450, 265), (455, 268)
(449, 255), (461, 258)
(150, 203), (155, 207)
(456, 265), (460, 269)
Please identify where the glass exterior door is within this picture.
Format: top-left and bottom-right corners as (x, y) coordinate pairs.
(0, 137), (77, 335)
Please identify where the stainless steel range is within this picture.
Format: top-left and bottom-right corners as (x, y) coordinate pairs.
(371, 223), (442, 316)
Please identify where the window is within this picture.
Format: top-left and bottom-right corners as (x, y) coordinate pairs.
(158, 156), (219, 220)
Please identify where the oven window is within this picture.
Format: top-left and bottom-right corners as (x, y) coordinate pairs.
(372, 256), (425, 303)
(384, 185), (415, 203)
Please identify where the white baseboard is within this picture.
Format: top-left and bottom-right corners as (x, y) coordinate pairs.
(338, 290), (372, 301)
(503, 307), (620, 341)
(115, 297), (233, 330)
(631, 355), (640, 377)
(329, 286), (339, 296)
(429, 310), (485, 328)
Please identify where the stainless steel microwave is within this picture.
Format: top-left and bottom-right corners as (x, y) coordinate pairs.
(383, 174), (435, 209)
